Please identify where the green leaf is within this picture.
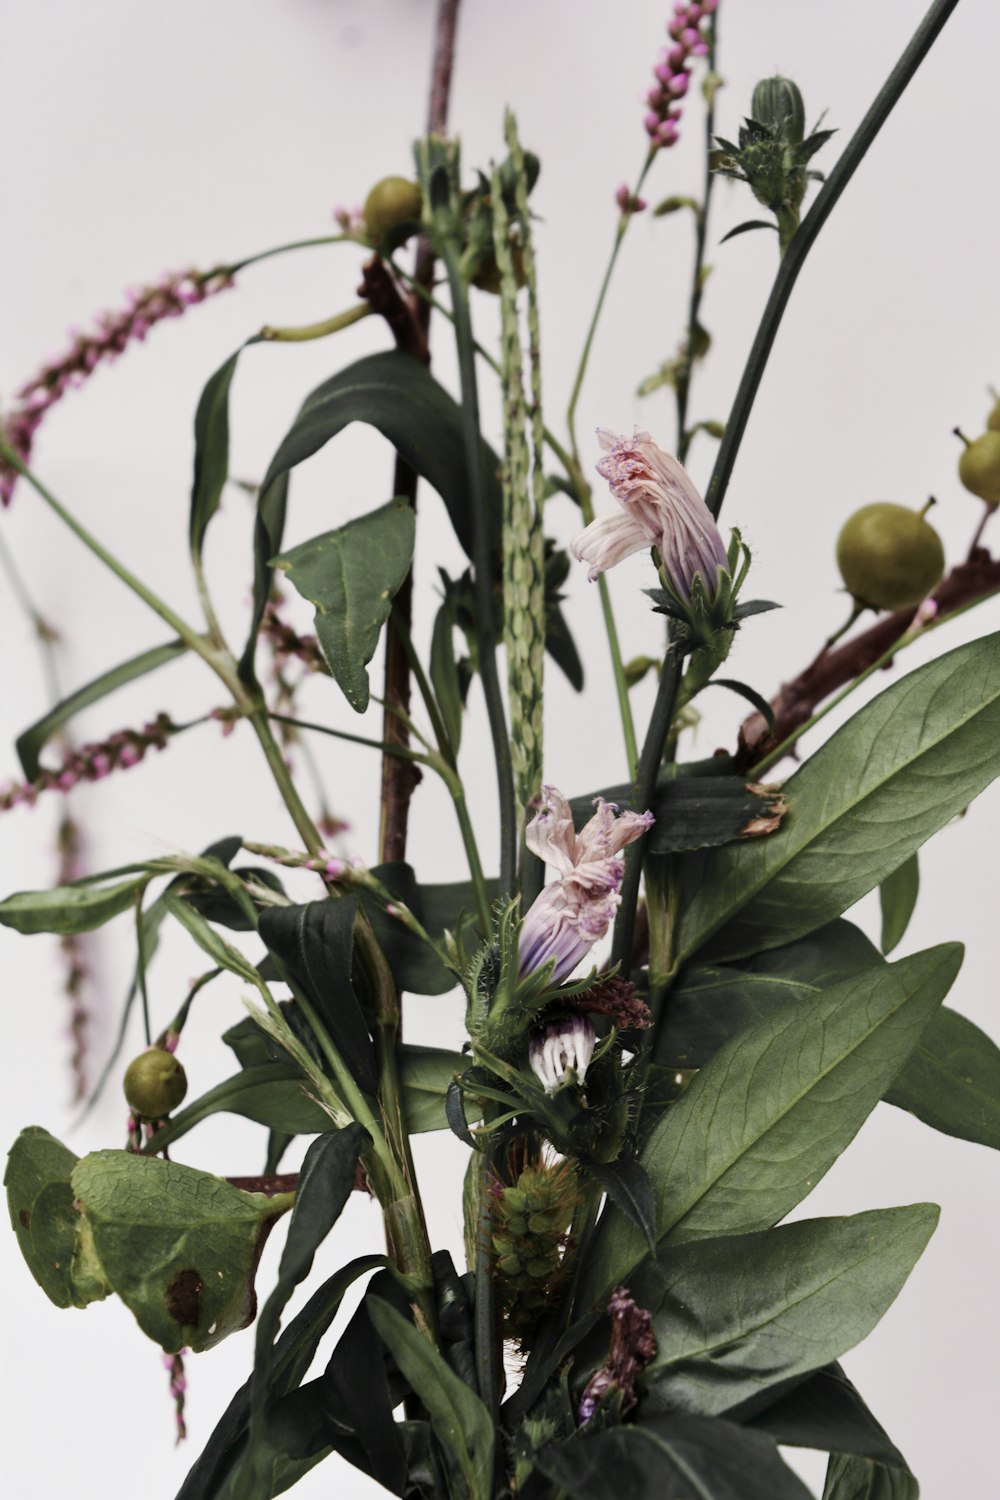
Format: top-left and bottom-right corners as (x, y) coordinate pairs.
(4, 1127), (109, 1310)
(241, 469), (289, 681)
(824, 1452), (918, 1500)
(710, 677), (777, 734)
(676, 631), (1000, 963)
(71, 1150), (288, 1352)
(569, 774), (787, 855)
(259, 898), (377, 1096)
(240, 348), (502, 678)
(749, 1363), (914, 1478)
(577, 1155), (656, 1251)
(190, 348), (242, 561)
(140, 1066), (335, 1151)
(886, 1005), (1000, 1151)
(880, 852), (919, 955)
(0, 873), (147, 935)
(163, 890), (263, 984)
(274, 498), (415, 713)
(634, 1206), (937, 1418)
(16, 640), (187, 780)
(431, 592), (465, 753)
(536, 1416), (812, 1500)
(720, 218), (779, 243)
(246, 1128), (367, 1488)
(368, 1297), (494, 1500)
(582, 945), (961, 1302)
(176, 1255), (388, 1500)
(362, 864), (491, 996)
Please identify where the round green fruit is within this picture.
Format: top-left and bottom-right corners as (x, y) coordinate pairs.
(836, 503), (945, 611)
(123, 1048), (188, 1119)
(362, 177), (423, 245)
(959, 430), (1000, 505)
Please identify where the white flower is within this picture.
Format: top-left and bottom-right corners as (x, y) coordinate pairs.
(529, 1015), (597, 1094)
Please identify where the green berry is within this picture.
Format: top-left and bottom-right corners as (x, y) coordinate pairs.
(958, 430), (1000, 506)
(836, 503), (945, 611)
(123, 1048), (188, 1119)
(362, 177), (422, 246)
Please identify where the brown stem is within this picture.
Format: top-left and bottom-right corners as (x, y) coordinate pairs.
(370, 0), (463, 866)
(736, 549), (1000, 770)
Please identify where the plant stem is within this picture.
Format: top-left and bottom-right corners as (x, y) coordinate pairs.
(440, 247), (518, 897)
(705, 0), (962, 521)
(751, 581), (1000, 777)
(611, 654), (682, 971)
(675, 15), (720, 465)
(566, 151), (654, 466)
(223, 234), (349, 277)
(268, 710), (431, 766)
(577, 487), (640, 776)
(258, 304), (374, 342)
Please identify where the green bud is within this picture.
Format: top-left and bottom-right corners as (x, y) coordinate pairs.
(752, 75), (806, 144)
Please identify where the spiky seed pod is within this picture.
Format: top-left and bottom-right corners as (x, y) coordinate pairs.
(492, 1157), (579, 1344)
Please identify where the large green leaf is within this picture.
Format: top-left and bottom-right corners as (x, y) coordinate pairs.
(368, 1297), (494, 1500)
(139, 1066), (335, 1150)
(536, 1416), (812, 1500)
(634, 1206), (937, 1417)
(71, 1150), (288, 1352)
(239, 349), (502, 678)
(675, 631), (1000, 963)
(661, 920), (1000, 1154)
(570, 773), (786, 855)
(887, 1005), (1000, 1151)
(0, 873), (147, 935)
(16, 640), (187, 780)
(363, 864), (492, 996)
(190, 347), (242, 561)
(582, 945), (961, 1302)
(749, 1364), (915, 1488)
(274, 498), (415, 713)
(879, 852), (919, 956)
(4, 1127), (109, 1310)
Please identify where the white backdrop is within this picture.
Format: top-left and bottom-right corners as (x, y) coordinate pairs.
(2, 2), (999, 1496)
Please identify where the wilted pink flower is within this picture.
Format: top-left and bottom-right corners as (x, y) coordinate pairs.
(578, 1286), (657, 1424)
(572, 428), (728, 600)
(643, 0), (717, 150)
(518, 786), (653, 984)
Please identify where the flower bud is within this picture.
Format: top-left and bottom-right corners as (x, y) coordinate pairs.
(528, 1015), (596, 1094)
(751, 75), (805, 145)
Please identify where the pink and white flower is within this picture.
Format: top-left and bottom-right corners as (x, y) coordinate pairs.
(571, 428), (728, 601)
(518, 786), (654, 985)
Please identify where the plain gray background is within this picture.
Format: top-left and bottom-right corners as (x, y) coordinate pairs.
(2, 1), (998, 1495)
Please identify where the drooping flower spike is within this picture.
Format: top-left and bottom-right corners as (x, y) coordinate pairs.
(572, 428), (729, 603)
(518, 786), (654, 985)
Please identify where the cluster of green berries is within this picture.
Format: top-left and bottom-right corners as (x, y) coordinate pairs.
(958, 393), (1000, 508)
(492, 1159), (577, 1342)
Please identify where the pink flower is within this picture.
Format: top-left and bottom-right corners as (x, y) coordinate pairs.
(572, 428), (728, 601)
(518, 786), (653, 984)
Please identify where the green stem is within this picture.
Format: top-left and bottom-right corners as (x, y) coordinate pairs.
(675, 16), (720, 465)
(0, 524), (63, 704)
(611, 654), (682, 971)
(577, 486), (640, 776)
(222, 233), (350, 276)
(705, 0), (962, 521)
(268, 710), (431, 767)
(259, 303), (374, 342)
(4, 449), (207, 657)
(751, 582), (1000, 777)
(439, 245), (518, 896)
(566, 150), (655, 466)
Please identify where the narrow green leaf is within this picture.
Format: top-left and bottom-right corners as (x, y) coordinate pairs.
(190, 348), (242, 561)
(634, 1206), (937, 1417)
(578, 1155), (656, 1251)
(582, 945), (961, 1302)
(274, 498), (415, 713)
(676, 631), (1000, 963)
(246, 1127), (367, 1485)
(16, 640), (187, 781)
(710, 677), (777, 734)
(431, 593), (465, 752)
(139, 1066), (334, 1151)
(880, 852), (919, 955)
(536, 1417), (812, 1500)
(0, 874), (147, 935)
(445, 1079), (477, 1147)
(163, 890), (263, 984)
(368, 1297), (494, 1500)
(720, 218), (779, 243)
